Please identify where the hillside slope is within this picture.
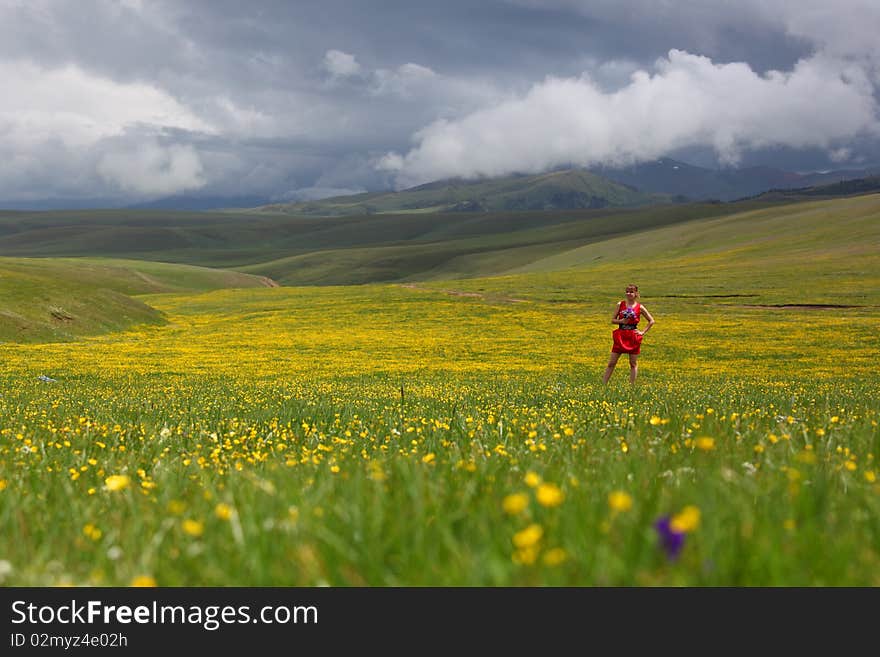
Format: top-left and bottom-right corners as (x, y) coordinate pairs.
(257, 169), (660, 216)
(0, 258), (275, 343)
(443, 192), (880, 308)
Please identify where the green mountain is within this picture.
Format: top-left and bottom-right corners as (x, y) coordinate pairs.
(0, 202), (759, 282)
(257, 169), (661, 216)
(592, 158), (877, 201)
(747, 175), (880, 201)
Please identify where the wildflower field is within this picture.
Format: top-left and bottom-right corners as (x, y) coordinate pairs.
(1, 195), (879, 586)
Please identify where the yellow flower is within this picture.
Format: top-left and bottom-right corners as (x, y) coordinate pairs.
(649, 416), (662, 426)
(0, 479), (6, 491)
(801, 449), (820, 464)
(182, 519), (204, 537)
(524, 471), (542, 488)
(167, 500), (186, 515)
(512, 546), (540, 566)
(542, 548), (568, 567)
(865, 470), (876, 483)
(512, 523), (543, 549)
(670, 506), (701, 533)
(104, 475), (130, 492)
(214, 503), (233, 521)
(535, 483), (564, 508)
(695, 437), (715, 451)
(421, 453), (435, 464)
(502, 493), (529, 515)
(130, 575), (157, 587)
(82, 524), (102, 541)
(608, 490), (633, 513)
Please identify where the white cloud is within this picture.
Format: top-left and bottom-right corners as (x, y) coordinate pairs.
(371, 62), (437, 98)
(0, 58), (213, 198)
(0, 59), (212, 148)
(323, 49), (361, 77)
(828, 147), (852, 163)
(383, 49), (880, 188)
(96, 140), (205, 196)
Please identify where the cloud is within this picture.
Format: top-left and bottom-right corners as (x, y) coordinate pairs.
(381, 49), (880, 188)
(3, 1), (880, 203)
(97, 139), (205, 195)
(324, 49), (361, 78)
(0, 59), (212, 147)
(371, 63), (437, 98)
(0, 57), (214, 199)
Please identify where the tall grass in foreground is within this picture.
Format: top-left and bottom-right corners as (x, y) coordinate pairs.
(0, 284), (878, 585)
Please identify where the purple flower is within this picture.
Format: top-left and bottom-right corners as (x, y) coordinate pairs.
(654, 516), (686, 560)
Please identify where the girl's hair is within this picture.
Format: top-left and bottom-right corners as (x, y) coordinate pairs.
(625, 284), (639, 298)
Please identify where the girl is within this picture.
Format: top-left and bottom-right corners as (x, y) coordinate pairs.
(603, 284), (655, 384)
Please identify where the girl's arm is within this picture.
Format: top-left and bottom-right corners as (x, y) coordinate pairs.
(638, 306), (655, 335)
(611, 304), (625, 324)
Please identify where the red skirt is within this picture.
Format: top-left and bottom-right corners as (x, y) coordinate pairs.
(612, 329), (642, 354)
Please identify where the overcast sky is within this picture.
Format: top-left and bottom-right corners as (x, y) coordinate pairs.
(2, 0), (879, 204)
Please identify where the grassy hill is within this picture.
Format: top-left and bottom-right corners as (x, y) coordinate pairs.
(0, 258), (275, 343)
(747, 175), (880, 202)
(429, 192), (880, 308)
(2, 190), (878, 342)
(0, 201), (770, 282)
(592, 158), (877, 201)
(256, 169), (661, 216)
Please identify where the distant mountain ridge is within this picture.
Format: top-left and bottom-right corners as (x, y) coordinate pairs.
(747, 174), (880, 201)
(2, 158), (873, 213)
(253, 158), (876, 216)
(591, 158), (877, 201)
(255, 169), (661, 216)
(127, 194), (275, 210)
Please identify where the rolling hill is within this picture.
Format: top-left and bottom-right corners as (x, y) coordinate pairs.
(2, 179), (879, 343)
(746, 175), (880, 201)
(591, 158), (877, 201)
(0, 202), (768, 283)
(0, 258), (275, 343)
(255, 169), (661, 216)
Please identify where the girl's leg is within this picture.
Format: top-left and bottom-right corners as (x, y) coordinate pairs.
(629, 354), (639, 383)
(603, 352), (621, 383)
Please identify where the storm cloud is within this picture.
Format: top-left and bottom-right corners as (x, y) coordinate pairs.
(1, 0), (878, 204)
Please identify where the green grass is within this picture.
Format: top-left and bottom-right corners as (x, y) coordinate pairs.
(0, 257), (274, 342)
(256, 169), (659, 216)
(0, 192), (878, 585)
(0, 201), (769, 275)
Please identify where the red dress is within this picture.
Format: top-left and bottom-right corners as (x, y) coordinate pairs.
(612, 300), (643, 354)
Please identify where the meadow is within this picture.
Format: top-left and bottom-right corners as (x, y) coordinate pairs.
(0, 194), (878, 585)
